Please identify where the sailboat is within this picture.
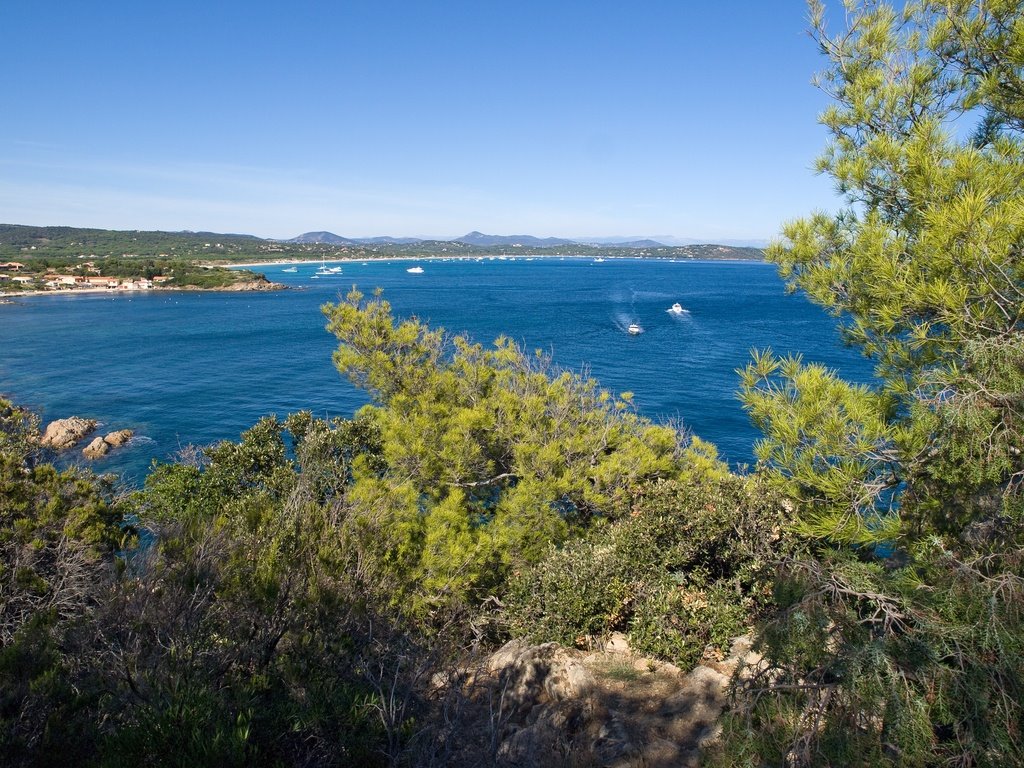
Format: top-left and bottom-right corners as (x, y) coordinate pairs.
(316, 259), (342, 275)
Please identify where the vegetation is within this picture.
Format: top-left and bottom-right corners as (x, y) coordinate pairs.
(4, 1), (1024, 765)
(321, 288), (738, 620)
(0, 254), (267, 291)
(711, 1), (1024, 765)
(1, 401), (397, 766)
(0, 223), (764, 263)
(505, 475), (791, 669)
(0, 290), (758, 766)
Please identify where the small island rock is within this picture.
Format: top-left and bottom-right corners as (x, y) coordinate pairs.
(40, 416), (97, 451)
(83, 436), (110, 459)
(103, 429), (134, 447)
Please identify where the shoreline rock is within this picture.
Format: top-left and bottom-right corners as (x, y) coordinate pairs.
(82, 429), (135, 459)
(222, 277), (287, 291)
(103, 429), (133, 447)
(83, 436), (110, 459)
(40, 416), (97, 451)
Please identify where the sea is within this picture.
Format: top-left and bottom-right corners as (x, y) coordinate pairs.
(0, 257), (876, 485)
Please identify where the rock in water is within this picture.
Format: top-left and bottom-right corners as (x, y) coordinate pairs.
(83, 436), (110, 459)
(103, 429), (133, 447)
(40, 416), (97, 451)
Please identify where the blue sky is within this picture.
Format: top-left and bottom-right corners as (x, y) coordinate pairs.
(2, 1), (842, 243)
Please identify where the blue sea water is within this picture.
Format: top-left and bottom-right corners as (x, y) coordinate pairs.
(0, 257), (876, 484)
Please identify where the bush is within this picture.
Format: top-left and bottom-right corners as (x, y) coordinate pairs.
(503, 476), (792, 668)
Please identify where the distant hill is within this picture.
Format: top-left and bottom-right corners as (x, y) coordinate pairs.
(0, 223), (266, 258)
(288, 232), (424, 245)
(286, 231), (357, 245)
(456, 232), (668, 249)
(455, 231), (578, 248)
(0, 223), (764, 263)
(579, 238), (667, 248)
(354, 236), (424, 245)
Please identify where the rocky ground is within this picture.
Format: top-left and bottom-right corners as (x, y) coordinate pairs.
(427, 633), (762, 767)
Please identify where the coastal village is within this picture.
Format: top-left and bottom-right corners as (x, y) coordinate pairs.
(0, 260), (166, 292)
(0, 257), (279, 296)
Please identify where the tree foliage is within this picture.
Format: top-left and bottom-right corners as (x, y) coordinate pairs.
(724, 2), (1024, 765)
(323, 287), (726, 617)
(0, 399), (126, 764)
(1, 281), (739, 765)
(0, 407), (405, 767)
(742, 0), (1024, 541)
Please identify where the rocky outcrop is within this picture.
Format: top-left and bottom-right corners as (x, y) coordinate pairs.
(224, 277), (286, 291)
(82, 437), (110, 459)
(103, 429), (133, 447)
(40, 417), (97, 451)
(82, 429), (135, 459)
(440, 633), (763, 768)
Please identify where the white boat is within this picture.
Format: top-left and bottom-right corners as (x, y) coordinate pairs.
(667, 302), (686, 314)
(628, 323), (642, 335)
(406, 266), (424, 274)
(314, 257), (342, 275)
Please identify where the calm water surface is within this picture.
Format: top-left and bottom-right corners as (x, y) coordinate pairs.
(0, 258), (875, 483)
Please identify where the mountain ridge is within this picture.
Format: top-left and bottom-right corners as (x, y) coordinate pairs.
(0, 224), (765, 262)
(287, 230), (675, 248)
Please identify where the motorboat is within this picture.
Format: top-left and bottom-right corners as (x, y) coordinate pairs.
(667, 302), (686, 314)
(406, 266), (424, 274)
(627, 323), (642, 335)
(282, 266), (298, 273)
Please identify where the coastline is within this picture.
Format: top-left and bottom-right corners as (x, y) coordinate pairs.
(0, 283), (285, 301)
(1, 255), (768, 299)
(220, 253), (767, 269)
(221, 254), (546, 269)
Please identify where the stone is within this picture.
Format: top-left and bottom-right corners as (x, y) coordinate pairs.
(83, 436), (110, 459)
(40, 416), (97, 451)
(603, 631), (632, 655)
(103, 429), (133, 447)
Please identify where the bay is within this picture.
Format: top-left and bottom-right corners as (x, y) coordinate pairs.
(0, 257), (875, 484)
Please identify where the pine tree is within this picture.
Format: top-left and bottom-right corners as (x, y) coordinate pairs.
(721, 3), (1024, 764)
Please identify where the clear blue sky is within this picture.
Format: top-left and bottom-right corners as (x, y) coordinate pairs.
(2, 1), (843, 243)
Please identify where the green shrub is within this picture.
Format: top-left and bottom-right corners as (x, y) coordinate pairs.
(503, 476), (792, 668)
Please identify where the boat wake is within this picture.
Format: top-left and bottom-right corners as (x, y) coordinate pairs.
(613, 312), (643, 334)
(666, 302), (691, 318)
